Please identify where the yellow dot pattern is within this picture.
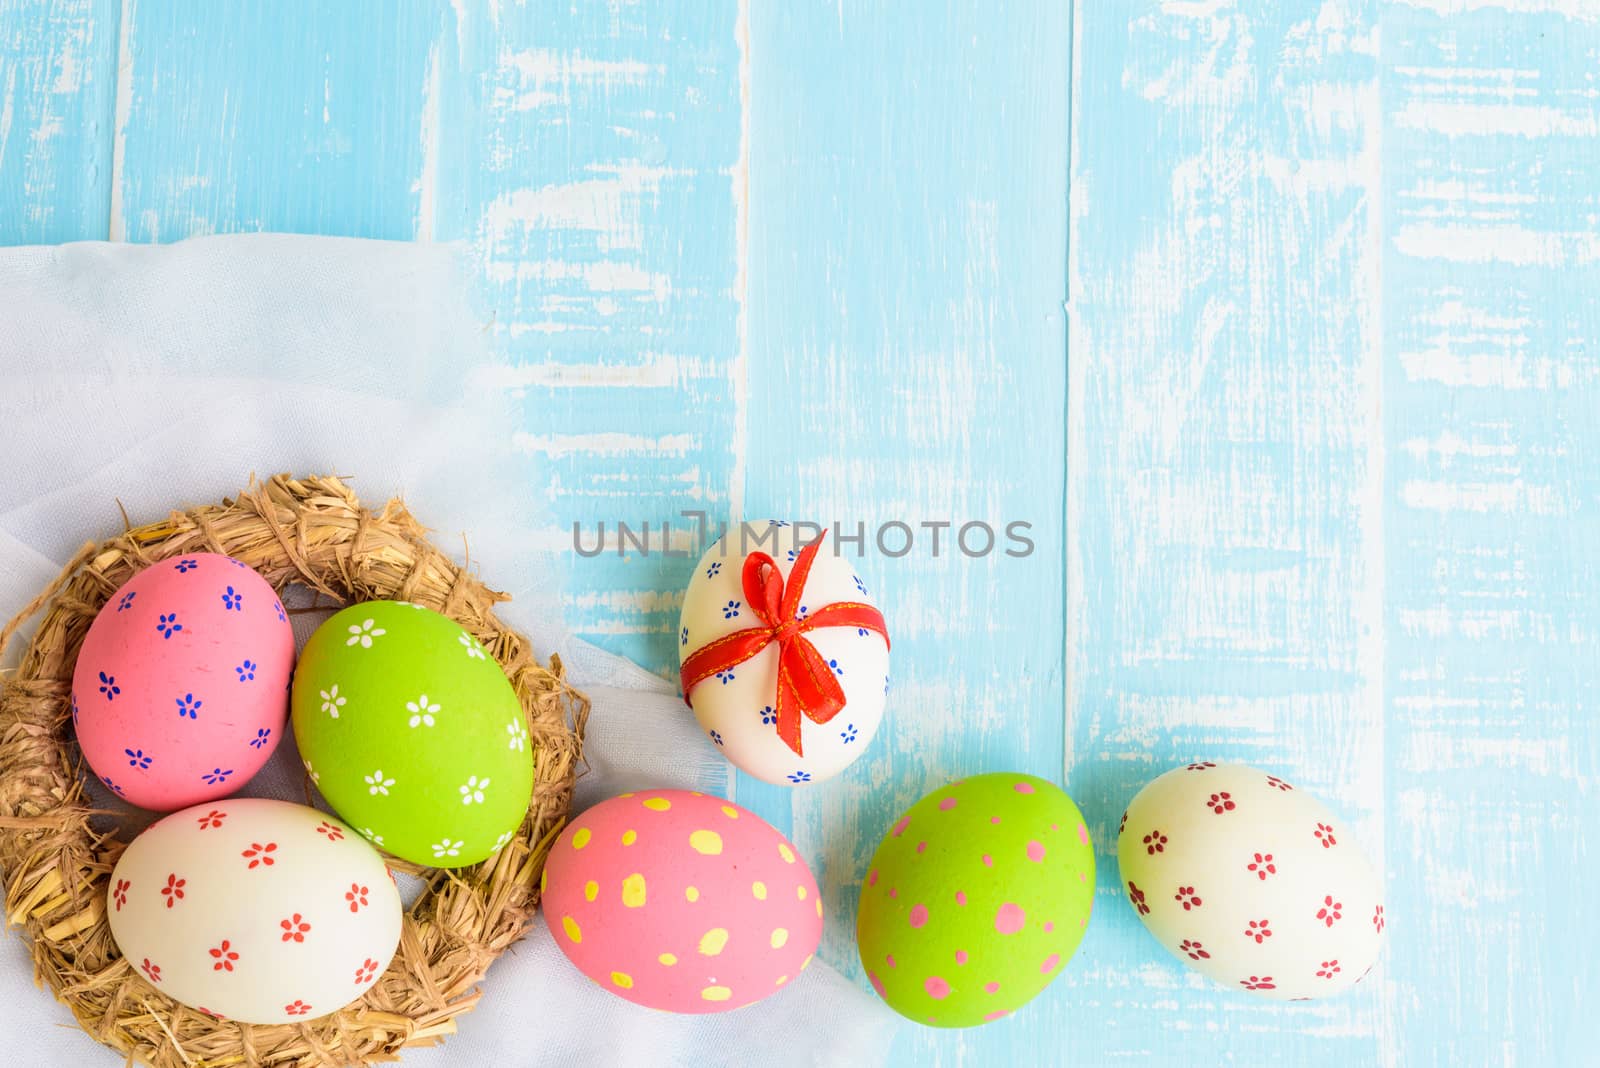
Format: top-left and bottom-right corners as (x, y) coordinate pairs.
(583, 880), (599, 902)
(658, 952), (678, 966)
(622, 829), (637, 846)
(540, 869), (547, 894)
(690, 829), (723, 855)
(643, 797), (672, 811)
(622, 872), (647, 908)
(752, 881), (767, 900)
(611, 971), (634, 989)
(796, 884), (808, 900)
(770, 928), (789, 949)
(778, 842), (796, 864)
(698, 927), (729, 956)
(776, 975), (789, 987)
(815, 898), (823, 918)
(572, 827), (591, 850)
(685, 886), (700, 902)
(701, 986), (732, 1002)
(802, 953), (814, 971)
(720, 805), (739, 819)
(561, 916), (582, 943)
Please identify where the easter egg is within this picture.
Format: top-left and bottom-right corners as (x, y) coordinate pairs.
(106, 798), (402, 1023)
(1116, 762), (1385, 999)
(71, 553), (294, 810)
(541, 789), (822, 1012)
(856, 773), (1096, 1027)
(679, 520), (890, 786)
(291, 601), (533, 868)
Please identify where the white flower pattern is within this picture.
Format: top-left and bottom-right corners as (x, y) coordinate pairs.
(320, 683), (347, 718)
(346, 618), (387, 648)
(506, 720), (528, 751)
(459, 632), (487, 660)
(431, 839), (462, 859)
(358, 827), (385, 846)
(459, 775), (490, 805)
(406, 694), (440, 728)
(302, 758), (320, 785)
(492, 830), (513, 851)
(365, 769), (395, 796)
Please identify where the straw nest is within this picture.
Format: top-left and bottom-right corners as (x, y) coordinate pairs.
(0, 474), (588, 1067)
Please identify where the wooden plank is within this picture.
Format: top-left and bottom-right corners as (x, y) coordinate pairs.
(431, 1), (745, 670)
(0, 0), (117, 244)
(1382, 5), (1598, 1063)
(111, 0), (442, 241)
(745, 2), (1070, 1063)
(1068, 2), (1387, 1061)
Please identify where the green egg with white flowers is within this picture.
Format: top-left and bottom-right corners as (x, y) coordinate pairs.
(291, 601), (533, 867)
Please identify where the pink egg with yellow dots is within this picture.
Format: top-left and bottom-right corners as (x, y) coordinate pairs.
(541, 789), (823, 1013)
(71, 553), (294, 811)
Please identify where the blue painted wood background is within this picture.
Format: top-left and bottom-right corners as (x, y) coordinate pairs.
(2, 1), (1595, 1064)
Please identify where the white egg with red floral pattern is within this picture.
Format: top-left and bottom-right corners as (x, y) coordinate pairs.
(107, 798), (402, 1024)
(679, 521), (890, 787)
(1117, 763), (1384, 1000)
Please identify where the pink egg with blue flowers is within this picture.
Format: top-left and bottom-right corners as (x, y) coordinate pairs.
(71, 553), (294, 810)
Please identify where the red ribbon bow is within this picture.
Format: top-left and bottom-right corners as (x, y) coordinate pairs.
(681, 539), (889, 757)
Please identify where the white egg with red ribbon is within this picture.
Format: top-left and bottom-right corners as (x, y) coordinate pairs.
(678, 520), (890, 786)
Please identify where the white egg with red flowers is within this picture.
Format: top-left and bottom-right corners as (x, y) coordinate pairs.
(678, 521), (890, 787)
(107, 798), (402, 1024)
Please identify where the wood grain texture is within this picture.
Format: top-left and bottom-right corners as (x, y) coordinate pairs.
(0, 0), (116, 244)
(745, 3), (1069, 1064)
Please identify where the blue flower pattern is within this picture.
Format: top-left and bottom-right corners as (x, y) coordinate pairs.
(221, 586), (242, 611)
(787, 548), (798, 562)
(236, 659), (257, 682)
(681, 625), (689, 647)
(125, 748), (152, 770)
(709, 730), (724, 746)
(840, 723), (859, 743)
(706, 561), (722, 579)
(101, 775), (125, 796)
(274, 599), (287, 623)
(883, 674), (891, 695)
(71, 694), (79, 725)
(202, 767), (233, 785)
(787, 770), (812, 784)
(98, 671), (120, 700)
(828, 658), (843, 676)
(116, 591), (136, 612)
(769, 520), (789, 527)
(175, 693), (202, 719)
(250, 728), (272, 749)
(156, 613), (183, 639)
(797, 604), (809, 618)
(853, 574), (867, 596)
(722, 600), (741, 620)
(759, 705), (776, 726)
(715, 668), (736, 685)
(174, 558), (199, 573)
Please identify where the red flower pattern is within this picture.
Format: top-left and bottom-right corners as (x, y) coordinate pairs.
(316, 821), (345, 842)
(161, 873), (186, 908)
(196, 809), (226, 830)
(354, 957), (381, 985)
(280, 913), (312, 942)
(346, 883), (370, 912)
(1317, 960), (1341, 978)
(1317, 895), (1343, 927)
(1118, 810), (1128, 835)
(140, 958), (161, 983)
(112, 878), (130, 911)
(209, 940), (239, 971)
(197, 1006), (223, 1019)
(1314, 822), (1337, 848)
(1174, 886), (1202, 910)
(1127, 880), (1150, 916)
(242, 841), (277, 868)
(1245, 918), (1272, 943)
(1143, 829), (1168, 855)
(1207, 792), (1236, 814)
(1186, 761), (1216, 771)
(285, 999), (312, 1016)
(1373, 904), (1385, 934)
(1240, 976), (1276, 991)
(1179, 939), (1210, 960)
(1265, 774), (1293, 791)
(1247, 852), (1276, 880)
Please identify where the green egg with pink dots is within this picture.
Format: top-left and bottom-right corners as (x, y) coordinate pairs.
(855, 772), (1096, 1027)
(290, 601), (533, 868)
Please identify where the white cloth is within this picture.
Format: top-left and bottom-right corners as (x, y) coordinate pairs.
(0, 236), (898, 1066)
